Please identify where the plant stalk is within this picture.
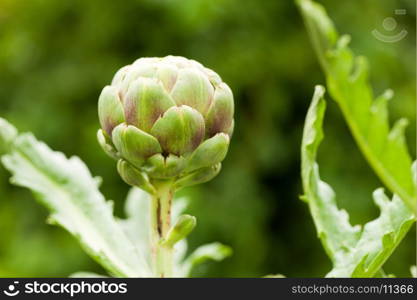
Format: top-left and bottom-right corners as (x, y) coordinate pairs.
(150, 180), (174, 277)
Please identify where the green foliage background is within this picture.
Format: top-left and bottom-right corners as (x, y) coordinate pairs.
(0, 0), (415, 277)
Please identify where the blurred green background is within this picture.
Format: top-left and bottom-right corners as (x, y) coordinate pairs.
(0, 0), (415, 277)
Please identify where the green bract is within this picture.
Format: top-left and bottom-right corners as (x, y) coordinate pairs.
(98, 56), (234, 192)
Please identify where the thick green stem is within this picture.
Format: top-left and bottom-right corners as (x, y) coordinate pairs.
(150, 180), (174, 277)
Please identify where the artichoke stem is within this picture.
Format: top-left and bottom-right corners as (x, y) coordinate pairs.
(150, 180), (174, 277)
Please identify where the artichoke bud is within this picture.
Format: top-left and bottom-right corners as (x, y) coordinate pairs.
(97, 56), (234, 190)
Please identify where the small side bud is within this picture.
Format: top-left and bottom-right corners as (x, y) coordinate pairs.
(161, 214), (197, 248)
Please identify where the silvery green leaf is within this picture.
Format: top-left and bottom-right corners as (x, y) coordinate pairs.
(301, 86), (415, 278)
(297, 0), (416, 212)
(1, 132), (151, 277)
(330, 191), (414, 278)
(171, 196), (190, 277)
(301, 87), (362, 262)
(0, 118), (18, 155)
(173, 240), (188, 277)
(118, 188), (152, 266)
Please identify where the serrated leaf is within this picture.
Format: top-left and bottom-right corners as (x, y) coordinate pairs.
(335, 191), (414, 278)
(171, 196), (190, 277)
(297, 0), (416, 212)
(301, 86), (415, 277)
(173, 240), (188, 277)
(117, 188), (152, 267)
(0, 118), (18, 155)
(1, 132), (151, 277)
(301, 86), (362, 263)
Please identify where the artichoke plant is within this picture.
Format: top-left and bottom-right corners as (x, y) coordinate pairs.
(97, 56), (234, 277)
(97, 56), (234, 193)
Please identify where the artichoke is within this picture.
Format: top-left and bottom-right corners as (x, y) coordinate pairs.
(97, 56), (234, 193)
